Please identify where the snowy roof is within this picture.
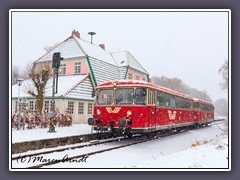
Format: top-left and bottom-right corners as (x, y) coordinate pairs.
(111, 51), (149, 75)
(88, 57), (119, 85)
(36, 37), (85, 63)
(35, 35), (117, 66)
(11, 74), (94, 100)
(73, 36), (117, 66)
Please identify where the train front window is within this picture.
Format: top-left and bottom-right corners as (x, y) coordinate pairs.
(135, 88), (146, 105)
(115, 88), (134, 105)
(97, 89), (113, 105)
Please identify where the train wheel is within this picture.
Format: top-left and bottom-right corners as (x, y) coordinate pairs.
(176, 128), (181, 133)
(147, 132), (157, 139)
(127, 133), (133, 138)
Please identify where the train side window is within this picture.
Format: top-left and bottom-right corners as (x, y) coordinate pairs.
(164, 93), (170, 107)
(180, 98), (188, 109)
(175, 97), (181, 108)
(187, 99), (192, 109)
(183, 99), (191, 109)
(211, 105), (214, 111)
(135, 88), (146, 105)
(157, 91), (164, 106)
(179, 98), (182, 109)
(193, 102), (200, 111)
(202, 104), (207, 111)
(181, 99), (184, 109)
(170, 95), (176, 108)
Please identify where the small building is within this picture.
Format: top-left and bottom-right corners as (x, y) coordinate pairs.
(12, 30), (149, 124)
(12, 74), (94, 124)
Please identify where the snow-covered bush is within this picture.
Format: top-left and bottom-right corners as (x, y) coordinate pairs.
(11, 108), (72, 129)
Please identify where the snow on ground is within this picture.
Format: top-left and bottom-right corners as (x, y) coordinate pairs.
(11, 122), (229, 169)
(45, 123), (228, 169)
(138, 134), (228, 168)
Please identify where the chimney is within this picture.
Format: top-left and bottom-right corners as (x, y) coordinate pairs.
(99, 44), (105, 50)
(72, 30), (80, 38)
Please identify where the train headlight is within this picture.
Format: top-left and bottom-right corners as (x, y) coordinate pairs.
(97, 109), (101, 115)
(127, 110), (132, 116)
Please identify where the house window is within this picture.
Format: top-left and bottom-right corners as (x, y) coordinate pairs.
(136, 76), (139, 80)
(142, 78), (146, 81)
(78, 102), (84, 114)
(50, 101), (55, 111)
(88, 103), (93, 114)
(67, 101), (74, 114)
(29, 101), (34, 111)
(44, 101), (50, 112)
(15, 101), (18, 111)
(128, 73), (132, 80)
(59, 64), (66, 75)
(75, 62), (81, 74)
(34, 101), (37, 111)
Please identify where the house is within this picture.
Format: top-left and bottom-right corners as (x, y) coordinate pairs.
(12, 74), (94, 124)
(12, 30), (149, 124)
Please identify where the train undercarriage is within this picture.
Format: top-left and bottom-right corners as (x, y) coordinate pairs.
(88, 117), (213, 139)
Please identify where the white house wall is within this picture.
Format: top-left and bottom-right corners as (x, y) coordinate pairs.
(11, 99), (94, 124)
(54, 99), (94, 124)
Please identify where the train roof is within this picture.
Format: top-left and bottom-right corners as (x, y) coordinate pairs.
(193, 98), (213, 106)
(97, 80), (193, 100)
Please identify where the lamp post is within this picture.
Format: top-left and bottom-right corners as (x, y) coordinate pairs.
(17, 78), (23, 130)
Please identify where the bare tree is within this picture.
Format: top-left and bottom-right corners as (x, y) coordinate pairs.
(12, 65), (20, 85)
(43, 43), (59, 53)
(218, 60), (228, 91)
(214, 98), (228, 116)
(23, 63), (52, 114)
(151, 76), (212, 102)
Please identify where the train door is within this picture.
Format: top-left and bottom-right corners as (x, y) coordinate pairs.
(147, 89), (156, 131)
(193, 102), (200, 124)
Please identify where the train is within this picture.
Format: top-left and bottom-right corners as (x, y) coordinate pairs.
(88, 80), (214, 138)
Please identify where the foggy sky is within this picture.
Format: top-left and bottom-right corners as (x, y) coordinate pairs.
(11, 10), (229, 102)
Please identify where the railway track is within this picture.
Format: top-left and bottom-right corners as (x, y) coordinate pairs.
(12, 129), (180, 168)
(12, 120), (225, 169)
(12, 137), (121, 160)
(12, 135), (147, 168)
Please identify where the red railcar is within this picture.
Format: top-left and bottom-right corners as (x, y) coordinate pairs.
(193, 99), (214, 126)
(88, 80), (213, 137)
